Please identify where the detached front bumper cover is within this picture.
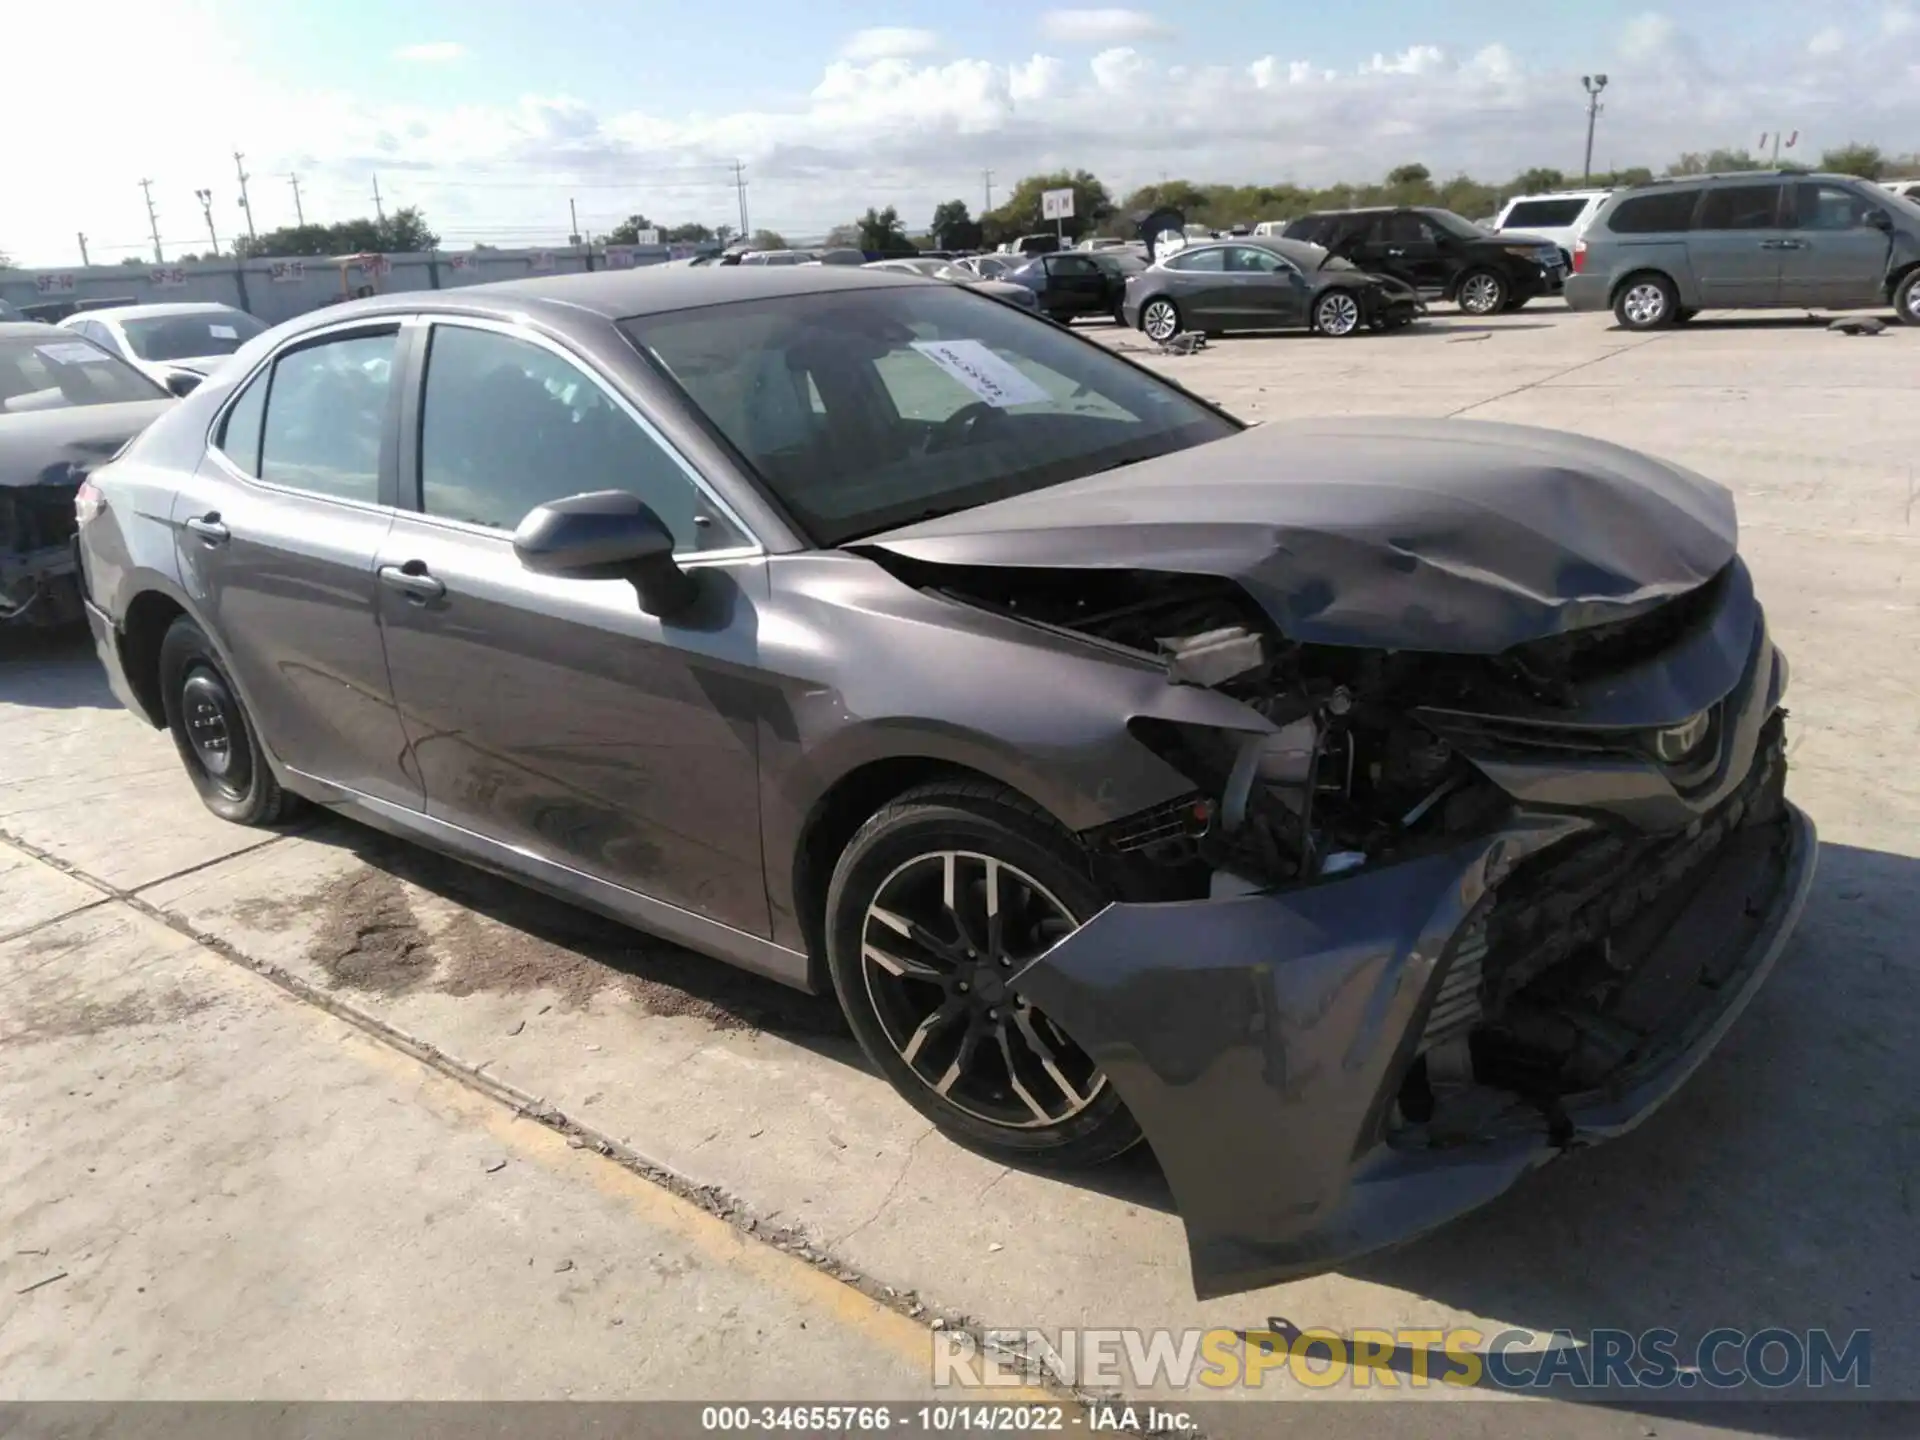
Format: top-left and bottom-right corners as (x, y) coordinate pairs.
(1014, 790), (1815, 1300)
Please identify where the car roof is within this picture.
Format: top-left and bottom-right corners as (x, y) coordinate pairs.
(1502, 190), (1611, 202)
(1621, 170), (1858, 188)
(0, 321), (71, 339)
(275, 264), (927, 333)
(69, 301), (248, 321)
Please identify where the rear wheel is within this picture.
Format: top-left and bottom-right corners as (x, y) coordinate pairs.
(1140, 297), (1182, 342)
(1614, 273), (1678, 330)
(1456, 269), (1508, 316)
(824, 782), (1141, 1167)
(158, 617), (296, 826)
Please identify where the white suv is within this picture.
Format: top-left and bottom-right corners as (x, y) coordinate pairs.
(1879, 179), (1920, 202)
(1489, 189), (1611, 266)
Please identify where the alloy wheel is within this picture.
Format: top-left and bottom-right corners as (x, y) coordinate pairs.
(1316, 292), (1361, 336)
(859, 850), (1105, 1130)
(1458, 273), (1504, 315)
(1621, 281), (1668, 327)
(1142, 300), (1179, 342)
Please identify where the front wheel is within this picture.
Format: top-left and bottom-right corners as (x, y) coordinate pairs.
(158, 617), (297, 826)
(1139, 297), (1182, 342)
(1893, 269), (1920, 326)
(824, 782), (1141, 1167)
(1312, 289), (1363, 336)
(1456, 269), (1508, 316)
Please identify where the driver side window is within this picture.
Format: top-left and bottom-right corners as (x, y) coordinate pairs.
(416, 324), (746, 553)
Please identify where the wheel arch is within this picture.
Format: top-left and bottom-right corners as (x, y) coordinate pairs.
(119, 588), (192, 727)
(1608, 266), (1681, 308)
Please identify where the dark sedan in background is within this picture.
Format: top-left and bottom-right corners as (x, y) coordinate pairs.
(1002, 250), (1135, 323)
(77, 266), (1810, 1299)
(2, 323), (171, 626)
(1123, 237), (1422, 339)
(1284, 206), (1564, 315)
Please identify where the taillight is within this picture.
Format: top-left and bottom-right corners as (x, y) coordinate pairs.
(74, 478), (104, 526)
(1571, 239), (1587, 274)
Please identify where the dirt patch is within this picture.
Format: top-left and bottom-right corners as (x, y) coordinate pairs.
(228, 895), (298, 933)
(4, 987), (213, 1045)
(435, 908), (625, 1012)
(309, 868), (437, 996)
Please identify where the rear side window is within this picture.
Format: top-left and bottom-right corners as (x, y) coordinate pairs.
(1697, 184), (1783, 230)
(1165, 248), (1226, 272)
(1503, 199), (1588, 228)
(1282, 217), (1331, 244)
(258, 331), (397, 503)
(217, 371), (267, 476)
(1605, 190), (1700, 233)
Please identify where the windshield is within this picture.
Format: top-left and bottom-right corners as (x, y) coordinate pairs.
(119, 311), (268, 361)
(1426, 209), (1493, 240)
(0, 335), (167, 412)
(624, 286), (1236, 545)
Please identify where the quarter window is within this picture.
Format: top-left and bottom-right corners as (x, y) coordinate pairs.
(1794, 183), (1878, 230)
(1696, 185), (1783, 230)
(1227, 247), (1289, 273)
(217, 369), (268, 476)
(417, 324), (743, 552)
(258, 330), (396, 503)
(1503, 199), (1589, 228)
(1166, 247), (1226, 272)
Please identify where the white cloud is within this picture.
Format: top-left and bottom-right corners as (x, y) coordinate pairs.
(7, 5), (1920, 266)
(1884, 5), (1917, 35)
(393, 41), (467, 62)
(1807, 25), (1846, 55)
(1038, 9), (1172, 45)
(1620, 12), (1676, 60)
(840, 28), (940, 61)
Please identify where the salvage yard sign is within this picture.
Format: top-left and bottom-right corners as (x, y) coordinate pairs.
(150, 267), (187, 287)
(268, 259), (306, 283)
(1041, 188), (1076, 221)
(34, 273), (77, 295)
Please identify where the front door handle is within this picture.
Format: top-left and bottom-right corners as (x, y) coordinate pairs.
(377, 561), (447, 603)
(184, 513), (229, 544)
(1386, 247), (1406, 257)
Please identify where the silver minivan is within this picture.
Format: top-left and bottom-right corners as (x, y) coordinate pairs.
(1564, 172), (1920, 329)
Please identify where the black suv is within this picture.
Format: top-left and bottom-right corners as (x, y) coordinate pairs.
(1283, 206), (1565, 315)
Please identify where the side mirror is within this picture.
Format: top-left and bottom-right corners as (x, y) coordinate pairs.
(513, 490), (696, 617)
(1867, 210), (1894, 232)
(165, 372), (202, 397)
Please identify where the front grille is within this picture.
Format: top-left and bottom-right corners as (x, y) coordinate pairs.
(0, 486), (80, 555)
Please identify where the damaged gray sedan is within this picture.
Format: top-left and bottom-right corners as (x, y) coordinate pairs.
(75, 267), (1814, 1298)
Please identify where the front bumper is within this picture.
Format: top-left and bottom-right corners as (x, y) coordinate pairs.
(1019, 777), (1814, 1298)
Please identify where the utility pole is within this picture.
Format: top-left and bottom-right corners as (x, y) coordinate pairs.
(371, 174), (385, 221)
(233, 150), (257, 243)
(77, 232), (90, 266)
(732, 160), (749, 239)
(569, 197), (581, 245)
(195, 188), (221, 256)
(139, 178), (164, 262)
(288, 172), (306, 226)
(983, 168), (994, 214)
(1581, 73), (1609, 183)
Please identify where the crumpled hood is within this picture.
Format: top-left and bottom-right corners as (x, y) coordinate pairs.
(863, 417), (1737, 653)
(0, 399), (173, 489)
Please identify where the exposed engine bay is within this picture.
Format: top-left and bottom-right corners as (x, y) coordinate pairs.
(895, 558), (1780, 1124)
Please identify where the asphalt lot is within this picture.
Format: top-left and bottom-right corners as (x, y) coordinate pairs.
(2, 302), (1916, 1430)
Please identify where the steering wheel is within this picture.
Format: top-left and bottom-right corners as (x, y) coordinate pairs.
(924, 400), (1007, 453)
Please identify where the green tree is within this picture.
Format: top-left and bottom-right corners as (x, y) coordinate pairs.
(1385, 162), (1431, 188)
(984, 170), (1115, 244)
(1591, 166), (1655, 188)
(605, 214), (656, 244)
(856, 205), (911, 253)
(1666, 149), (1768, 176)
(1120, 180), (1210, 217)
(1819, 142), (1886, 180)
(664, 222), (715, 243)
(235, 207), (439, 258)
(825, 223), (863, 248)
(929, 199), (981, 250)
(746, 229), (790, 250)
(1510, 167), (1567, 194)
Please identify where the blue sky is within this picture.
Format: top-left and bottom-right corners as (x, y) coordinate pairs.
(4, 1), (1916, 264)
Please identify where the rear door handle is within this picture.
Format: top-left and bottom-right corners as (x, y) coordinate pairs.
(377, 562), (446, 603)
(184, 513), (229, 544)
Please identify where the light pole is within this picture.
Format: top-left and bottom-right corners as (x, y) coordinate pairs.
(1581, 74), (1609, 183)
(195, 188), (221, 256)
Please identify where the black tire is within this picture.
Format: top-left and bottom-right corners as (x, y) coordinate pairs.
(1613, 272), (1678, 330)
(1893, 268), (1920, 326)
(1455, 268), (1508, 316)
(1502, 295), (1531, 313)
(158, 617), (297, 826)
(824, 780), (1141, 1167)
(1139, 296), (1182, 342)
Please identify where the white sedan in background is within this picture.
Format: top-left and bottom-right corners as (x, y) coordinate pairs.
(57, 302), (267, 395)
